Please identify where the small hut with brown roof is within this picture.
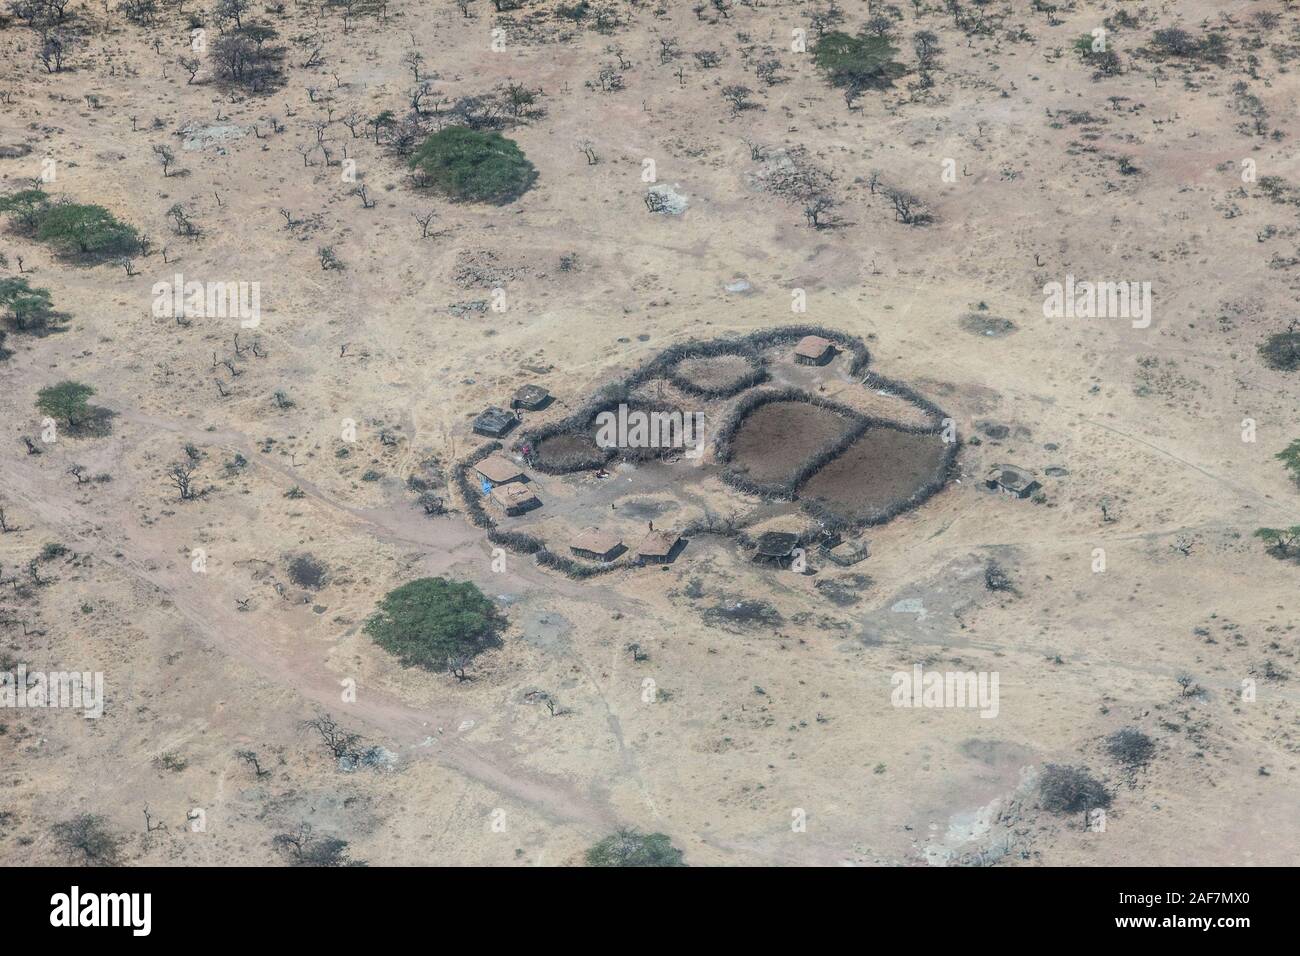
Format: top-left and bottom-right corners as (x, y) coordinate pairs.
(793, 335), (835, 366)
(488, 483), (541, 516)
(474, 454), (527, 486)
(636, 529), (684, 565)
(570, 528), (625, 562)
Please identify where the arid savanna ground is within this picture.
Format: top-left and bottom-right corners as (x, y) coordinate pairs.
(1, 0), (1298, 866)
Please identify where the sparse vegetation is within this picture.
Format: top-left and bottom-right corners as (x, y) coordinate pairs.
(273, 822), (364, 867)
(1275, 440), (1300, 486)
(1255, 526), (1300, 559)
(0, 0), (1288, 873)
(0, 276), (59, 333)
(33, 201), (140, 259)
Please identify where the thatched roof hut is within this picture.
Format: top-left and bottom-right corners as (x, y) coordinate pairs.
(637, 529), (683, 564)
(474, 454), (527, 485)
(473, 406), (517, 438)
(793, 335), (835, 366)
(512, 384), (551, 410)
(570, 528), (624, 562)
(488, 483), (540, 516)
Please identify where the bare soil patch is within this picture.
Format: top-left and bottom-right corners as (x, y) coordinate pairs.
(672, 354), (762, 394)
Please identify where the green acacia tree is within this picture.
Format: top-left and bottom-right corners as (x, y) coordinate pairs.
(365, 577), (504, 670)
(0, 188), (52, 232)
(36, 380), (96, 429)
(586, 830), (685, 867)
(408, 127), (537, 204)
(34, 202), (139, 257)
(812, 30), (906, 104)
(1276, 439), (1300, 486)
(1255, 527), (1300, 557)
(0, 277), (57, 331)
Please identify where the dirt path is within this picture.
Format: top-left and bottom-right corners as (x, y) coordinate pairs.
(0, 402), (632, 832)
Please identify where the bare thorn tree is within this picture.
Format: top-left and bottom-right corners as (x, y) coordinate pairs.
(301, 712), (363, 761)
(168, 462), (198, 501)
(236, 749), (272, 778)
(413, 209), (436, 238)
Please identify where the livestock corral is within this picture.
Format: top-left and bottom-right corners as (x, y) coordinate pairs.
(452, 327), (958, 577)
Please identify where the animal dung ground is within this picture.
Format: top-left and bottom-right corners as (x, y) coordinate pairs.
(800, 427), (951, 523)
(728, 400), (859, 486)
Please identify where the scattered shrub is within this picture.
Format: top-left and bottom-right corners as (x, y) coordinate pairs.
(1259, 329), (1300, 371)
(0, 276), (59, 332)
(1149, 27), (1229, 64)
(0, 187), (51, 230)
(273, 823), (364, 867)
(210, 24), (287, 94)
(1276, 439), (1300, 485)
(1038, 764), (1111, 814)
(1254, 526), (1300, 559)
(1106, 728), (1155, 769)
(51, 814), (124, 865)
(585, 829), (685, 867)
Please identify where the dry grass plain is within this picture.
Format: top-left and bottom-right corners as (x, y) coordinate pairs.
(1, 0), (1298, 866)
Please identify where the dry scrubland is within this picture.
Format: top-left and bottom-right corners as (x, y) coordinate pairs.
(1, 0), (1298, 866)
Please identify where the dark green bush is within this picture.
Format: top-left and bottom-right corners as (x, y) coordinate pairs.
(0, 276), (59, 332)
(1038, 764), (1111, 814)
(0, 187), (51, 231)
(34, 201), (140, 258)
(812, 31), (906, 96)
(365, 577), (504, 670)
(1259, 330), (1300, 371)
(36, 380), (95, 428)
(585, 829), (685, 867)
(1106, 728), (1155, 769)
(408, 127), (536, 204)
